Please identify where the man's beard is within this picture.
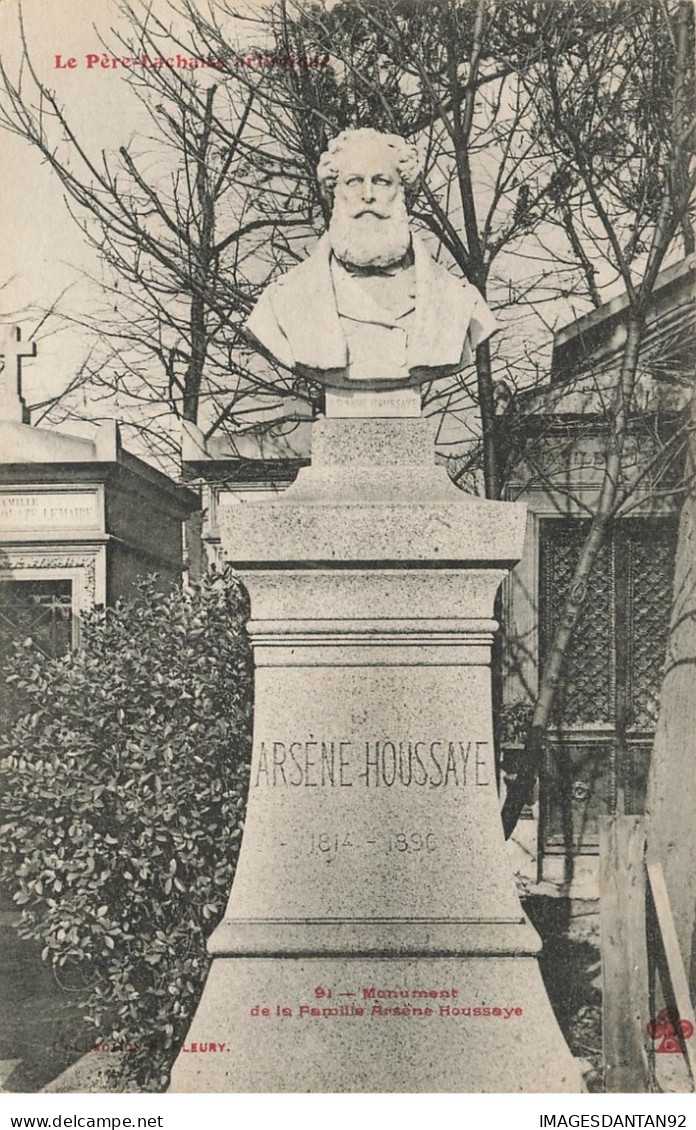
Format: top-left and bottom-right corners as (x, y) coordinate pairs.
(328, 197), (412, 269)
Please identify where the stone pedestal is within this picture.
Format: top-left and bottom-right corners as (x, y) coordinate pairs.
(169, 416), (581, 1093)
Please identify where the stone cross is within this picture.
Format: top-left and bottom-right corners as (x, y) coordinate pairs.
(0, 325), (36, 423)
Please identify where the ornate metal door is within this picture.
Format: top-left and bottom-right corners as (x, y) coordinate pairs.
(539, 517), (677, 855)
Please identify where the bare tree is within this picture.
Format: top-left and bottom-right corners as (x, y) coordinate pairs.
(0, 0), (321, 468)
(499, 0), (696, 836)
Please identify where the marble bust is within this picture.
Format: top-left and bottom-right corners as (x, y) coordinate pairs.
(246, 127), (498, 390)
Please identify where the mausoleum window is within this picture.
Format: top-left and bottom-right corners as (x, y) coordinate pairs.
(0, 578), (73, 661)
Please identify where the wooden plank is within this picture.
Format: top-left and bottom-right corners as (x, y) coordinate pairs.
(600, 815), (651, 1092)
(646, 860), (696, 1088)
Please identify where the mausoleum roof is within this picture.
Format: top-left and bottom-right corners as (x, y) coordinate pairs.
(517, 256), (696, 421)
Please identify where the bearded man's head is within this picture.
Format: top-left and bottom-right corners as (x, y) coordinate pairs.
(317, 128), (422, 269)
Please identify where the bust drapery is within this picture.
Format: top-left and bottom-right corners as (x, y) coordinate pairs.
(246, 233), (498, 390)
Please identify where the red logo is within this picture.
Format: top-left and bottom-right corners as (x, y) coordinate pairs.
(647, 1008), (694, 1053)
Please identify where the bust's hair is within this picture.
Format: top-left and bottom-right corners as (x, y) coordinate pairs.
(317, 128), (422, 201)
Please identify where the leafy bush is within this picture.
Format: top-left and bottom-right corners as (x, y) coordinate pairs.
(0, 569), (252, 1091)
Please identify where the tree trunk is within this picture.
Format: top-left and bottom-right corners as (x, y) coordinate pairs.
(183, 85), (216, 424)
(476, 338), (500, 501)
(645, 391), (696, 997)
(501, 314), (644, 838)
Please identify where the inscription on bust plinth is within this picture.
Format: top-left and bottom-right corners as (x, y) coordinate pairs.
(324, 387), (421, 418)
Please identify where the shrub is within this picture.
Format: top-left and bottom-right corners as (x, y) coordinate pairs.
(0, 568), (252, 1091)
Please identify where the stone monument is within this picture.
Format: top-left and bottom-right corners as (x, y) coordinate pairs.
(169, 130), (581, 1092)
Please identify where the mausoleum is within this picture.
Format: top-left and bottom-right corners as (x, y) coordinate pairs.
(0, 327), (199, 660)
(502, 255), (695, 889)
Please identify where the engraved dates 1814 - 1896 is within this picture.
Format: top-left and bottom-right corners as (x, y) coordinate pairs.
(301, 829), (439, 863)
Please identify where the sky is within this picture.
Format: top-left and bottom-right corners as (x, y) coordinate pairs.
(1, 0), (156, 411)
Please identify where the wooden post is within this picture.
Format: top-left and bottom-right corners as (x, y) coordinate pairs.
(600, 815), (652, 1091)
(646, 860), (696, 1091)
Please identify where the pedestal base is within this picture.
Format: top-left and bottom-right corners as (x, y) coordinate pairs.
(170, 415), (581, 1093)
(169, 955), (582, 1092)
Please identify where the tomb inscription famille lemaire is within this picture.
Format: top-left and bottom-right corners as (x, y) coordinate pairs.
(0, 490), (100, 531)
